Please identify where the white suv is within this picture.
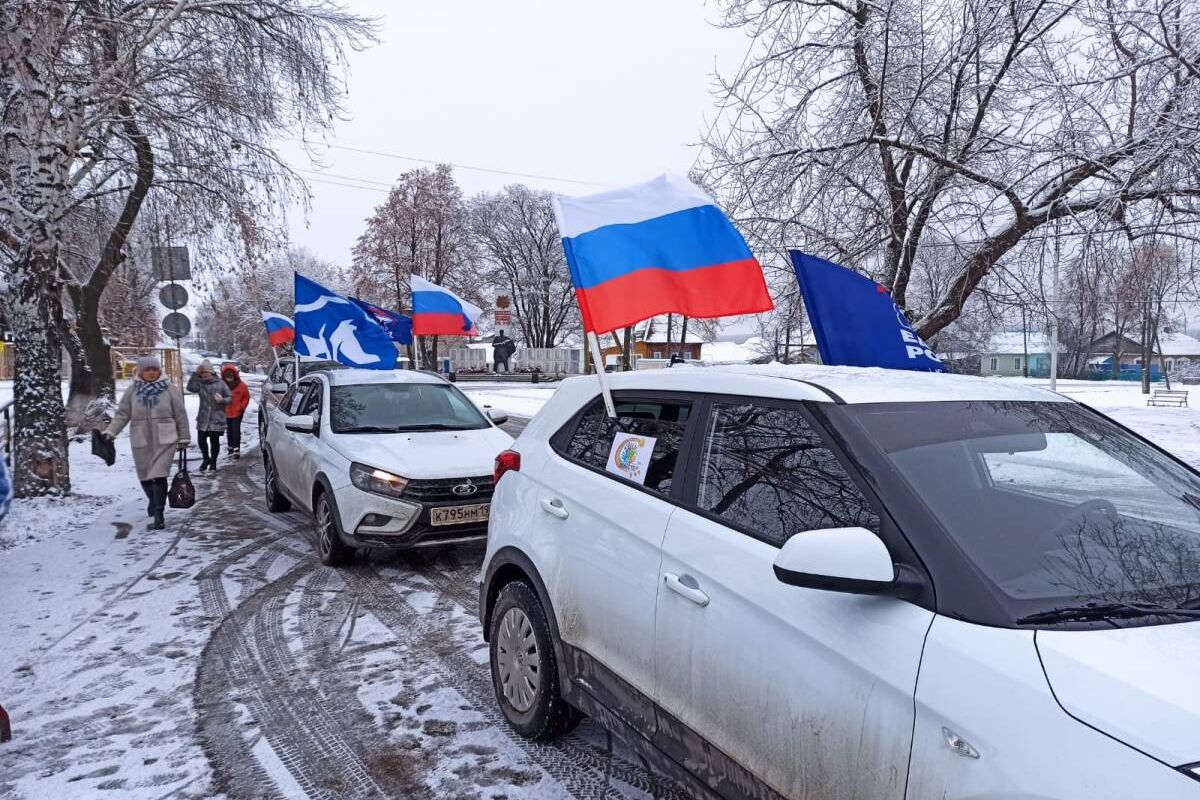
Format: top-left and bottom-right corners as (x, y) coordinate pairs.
(480, 365), (1200, 800)
(263, 368), (513, 565)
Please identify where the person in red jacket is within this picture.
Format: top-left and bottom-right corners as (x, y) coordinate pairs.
(221, 363), (251, 459)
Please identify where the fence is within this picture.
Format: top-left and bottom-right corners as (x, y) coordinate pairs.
(0, 399), (10, 467)
(448, 346), (583, 376)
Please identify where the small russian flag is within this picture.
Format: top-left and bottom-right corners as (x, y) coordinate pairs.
(553, 174), (773, 334)
(411, 276), (483, 337)
(261, 311), (295, 347)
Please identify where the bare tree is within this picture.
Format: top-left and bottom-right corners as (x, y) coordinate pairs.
(470, 186), (580, 348)
(706, 0), (1200, 344)
(351, 165), (483, 364)
(0, 0), (374, 495)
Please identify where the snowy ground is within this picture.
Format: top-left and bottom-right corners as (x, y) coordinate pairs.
(0, 372), (1196, 800)
(0, 375), (266, 552)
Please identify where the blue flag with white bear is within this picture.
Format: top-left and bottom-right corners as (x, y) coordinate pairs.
(294, 273), (397, 369)
(790, 250), (946, 373)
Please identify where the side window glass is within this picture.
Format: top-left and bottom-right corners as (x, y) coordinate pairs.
(560, 398), (691, 496)
(288, 383), (312, 415)
(300, 382), (322, 419)
(278, 385), (297, 413)
(698, 403), (880, 547)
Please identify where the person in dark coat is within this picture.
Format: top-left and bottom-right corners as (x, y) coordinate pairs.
(104, 355), (190, 529)
(221, 363), (251, 459)
(187, 359), (231, 472)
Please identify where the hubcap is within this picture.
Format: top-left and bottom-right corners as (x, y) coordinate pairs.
(496, 607), (540, 713)
(318, 500), (333, 556)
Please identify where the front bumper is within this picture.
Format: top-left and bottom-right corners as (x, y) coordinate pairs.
(334, 475), (494, 550)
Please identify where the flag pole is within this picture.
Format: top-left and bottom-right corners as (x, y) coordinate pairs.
(587, 331), (616, 418)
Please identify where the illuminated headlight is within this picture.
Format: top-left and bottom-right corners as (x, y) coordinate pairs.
(1182, 763), (1200, 782)
(350, 462), (409, 498)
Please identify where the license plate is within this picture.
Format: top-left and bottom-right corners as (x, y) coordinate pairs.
(430, 503), (490, 527)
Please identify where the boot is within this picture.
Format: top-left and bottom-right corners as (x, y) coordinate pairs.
(151, 480), (166, 530)
(141, 480), (155, 517)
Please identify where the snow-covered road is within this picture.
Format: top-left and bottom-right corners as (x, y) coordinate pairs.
(0, 418), (684, 800)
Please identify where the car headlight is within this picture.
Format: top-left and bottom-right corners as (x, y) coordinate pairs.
(350, 462), (409, 498)
(1181, 763), (1200, 783)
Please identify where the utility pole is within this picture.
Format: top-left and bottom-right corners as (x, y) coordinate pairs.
(1049, 218), (1060, 392)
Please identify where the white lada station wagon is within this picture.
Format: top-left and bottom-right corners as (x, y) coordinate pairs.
(479, 365), (1200, 800)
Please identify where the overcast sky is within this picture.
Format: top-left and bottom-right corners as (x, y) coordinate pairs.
(280, 0), (749, 266)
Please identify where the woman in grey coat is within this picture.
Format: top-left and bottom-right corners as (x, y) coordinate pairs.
(187, 359), (231, 473)
(105, 356), (190, 529)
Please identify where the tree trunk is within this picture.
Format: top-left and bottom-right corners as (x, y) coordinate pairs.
(1140, 309), (1152, 395)
(66, 106), (154, 419)
(11, 248), (71, 497)
(679, 317), (690, 360)
(621, 326), (634, 371)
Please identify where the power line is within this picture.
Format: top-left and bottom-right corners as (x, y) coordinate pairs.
(291, 140), (610, 188)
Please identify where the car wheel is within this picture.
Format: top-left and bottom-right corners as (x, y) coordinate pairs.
(263, 452), (291, 512)
(489, 581), (581, 740)
(315, 491), (350, 567)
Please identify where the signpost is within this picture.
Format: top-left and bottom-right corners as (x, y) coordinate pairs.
(150, 246), (192, 282)
(161, 312), (192, 341)
(158, 283), (189, 311)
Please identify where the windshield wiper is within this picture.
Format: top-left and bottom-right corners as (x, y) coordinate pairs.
(339, 425), (408, 433)
(392, 423), (479, 432)
(1017, 601), (1200, 625)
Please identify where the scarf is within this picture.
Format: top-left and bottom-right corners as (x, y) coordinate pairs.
(135, 378), (171, 408)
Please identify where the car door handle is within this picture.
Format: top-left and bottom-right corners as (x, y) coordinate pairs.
(663, 573), (709, 607)
(539, 498), (569, 520)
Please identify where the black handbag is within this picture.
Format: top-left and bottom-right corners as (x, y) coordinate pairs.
(91, 429), (116, 466)
(168, 450), (195, 509)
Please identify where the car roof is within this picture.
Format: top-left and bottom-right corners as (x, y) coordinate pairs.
(308, 368), (449, 387)
(581, 363), (1068, 405)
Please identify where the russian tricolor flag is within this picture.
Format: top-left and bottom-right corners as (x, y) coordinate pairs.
(411, 275), (483, 337)
(261, 311), (295, 347)
(553, 174), (773, 334)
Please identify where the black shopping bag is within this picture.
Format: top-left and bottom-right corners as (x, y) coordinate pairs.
(168, 450), (195, 509)
(91, 430), (115, 466)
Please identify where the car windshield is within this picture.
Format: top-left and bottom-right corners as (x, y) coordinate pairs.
(845, 401), (1200, 622)
(329, 382), (489, 433)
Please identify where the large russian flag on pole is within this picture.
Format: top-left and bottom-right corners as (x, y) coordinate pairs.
(553, 174), (773, 334)
(411, 275), (483, 337)
(260, 311), (295, 347)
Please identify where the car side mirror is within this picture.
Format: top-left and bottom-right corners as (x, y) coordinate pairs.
(284, 414), (317, 434)
(268, 381), (289, 394)
(486, 408), (509, 426)
(773, 526), (914, 597)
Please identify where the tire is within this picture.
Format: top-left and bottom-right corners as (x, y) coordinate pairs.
(263, 452), (291, 512)
(258, 409), (267, 440)
(489, 581), (581, 740)
(315, 490), (351, 567)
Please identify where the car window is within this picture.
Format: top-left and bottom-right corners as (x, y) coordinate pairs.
(299, 381), (322, 419)
(559, 397), (691, 496)
(329, 382), (489, 433)
(286, 382), (313, 415)
(697, 402), (880, 547)
(278, 385), (298, 414)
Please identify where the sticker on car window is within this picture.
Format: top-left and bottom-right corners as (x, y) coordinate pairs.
(606, 433), (658, 485)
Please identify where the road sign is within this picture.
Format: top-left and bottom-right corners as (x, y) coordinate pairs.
(151, 246), (192, 282)
(161, 312), (192, 340)
(159, 283), (189, 310)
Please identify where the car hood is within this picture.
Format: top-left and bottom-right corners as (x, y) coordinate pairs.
(1036, 621), (1200, 766)
(331, 426), (513, 480)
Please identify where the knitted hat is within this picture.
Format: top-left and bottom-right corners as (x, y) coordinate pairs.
(136, 355), (162, 376)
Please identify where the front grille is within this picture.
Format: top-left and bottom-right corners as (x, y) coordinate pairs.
(402, 475), (494, 503)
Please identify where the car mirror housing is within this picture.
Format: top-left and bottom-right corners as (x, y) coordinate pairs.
(486, 408), (509, 426)
(268, 381), (289, 393)
(773, 526), (913, 597)
(284, 414), (317, 434)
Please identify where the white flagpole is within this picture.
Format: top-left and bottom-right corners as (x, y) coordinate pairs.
(587, 331), (616, 418)
(413, 335), (422, 371)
